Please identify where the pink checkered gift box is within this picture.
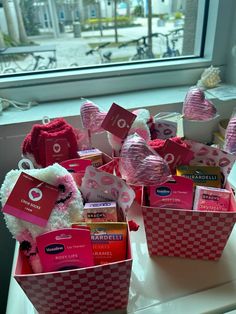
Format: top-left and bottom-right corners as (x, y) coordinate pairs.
(14, 231), (132, 314)
(142, 186), (236, 260)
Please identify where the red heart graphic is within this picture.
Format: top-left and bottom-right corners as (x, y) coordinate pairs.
(31, 191), (40, 199)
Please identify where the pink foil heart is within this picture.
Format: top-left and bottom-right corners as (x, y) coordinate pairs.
(183, 86), (217, 120)
(224, 117), (236, 154)
(119, 133), (172, 185)
(80, 100), (107, 133)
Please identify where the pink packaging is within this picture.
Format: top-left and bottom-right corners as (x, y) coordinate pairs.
(193, 186), (231, 212)
(36, 228), (94, 272)
(149, 175), (194, 210)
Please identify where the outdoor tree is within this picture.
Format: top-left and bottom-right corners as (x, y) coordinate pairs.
(0, 30), (5, 48)
(13, 0), (29, 44)
(3, 0), (19, 43)
(20, 0), (40, 36)
(114, 0), (118, 43)
(147, 0), (152, 53)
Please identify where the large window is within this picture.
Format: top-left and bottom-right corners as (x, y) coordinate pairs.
(0, 0), (233, 103)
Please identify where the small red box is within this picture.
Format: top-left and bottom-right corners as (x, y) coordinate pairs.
(14, 230), (132, 314)
(142, 185), (236, 260)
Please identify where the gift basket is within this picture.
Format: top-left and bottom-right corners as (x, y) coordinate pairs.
(94, 90), (236, 262)
(0, 112), (137, 314)
(139, 89), (236, 260)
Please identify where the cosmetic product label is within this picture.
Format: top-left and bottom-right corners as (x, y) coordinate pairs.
(45, 137), (69, 166)
(193, 186), (231, 212)
(86, 222), (127, 265)
(101, 103), (137, 139)
(2, 172), (58, 227)
(149, 175), (194, 209)
(176, 165), (222, 188)
(36, 228), (94, 272)
(83, 202), (117, 222)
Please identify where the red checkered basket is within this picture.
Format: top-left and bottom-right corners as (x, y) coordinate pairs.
(142, 186), (236, 260)
(14, 232), (132, 314)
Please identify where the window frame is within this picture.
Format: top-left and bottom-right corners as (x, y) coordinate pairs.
(0, 0), (233, 103)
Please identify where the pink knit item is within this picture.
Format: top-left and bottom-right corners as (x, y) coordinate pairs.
(183, 86), (217, 120)
(119, 134), (172, 186)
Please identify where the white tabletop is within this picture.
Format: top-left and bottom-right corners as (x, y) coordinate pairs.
(6, 201), (236, 314)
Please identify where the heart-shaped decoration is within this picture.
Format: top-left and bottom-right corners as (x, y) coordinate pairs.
(80, 100), (107, 133)
(53, 143), (61, 153)
(119, 133), (171, 185)
(183, 86), (217, 120)
(29, 188), (42, 201)
(224, 117), (236, 154)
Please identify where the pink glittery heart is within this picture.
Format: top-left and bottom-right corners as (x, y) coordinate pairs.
(80, 100), (107, 133)
(183, 87), (217, 120)
(224, 117), (236, 154)
(119, 134), (171, 185)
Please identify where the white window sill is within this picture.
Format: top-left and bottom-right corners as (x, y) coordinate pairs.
(0, 86), (189, 126)
(0, 85), (230, 127)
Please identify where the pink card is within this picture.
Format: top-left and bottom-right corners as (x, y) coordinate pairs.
(36, 228), (94, 272)
(185, 140), (236, 186)
(80, 166), (135, 214)
(149, 175), (194, 209)
(2, 172), (59, 227)
(159, 139), (194, 173)
(45, 137), (69, 166)
(101, 103), (137, 139)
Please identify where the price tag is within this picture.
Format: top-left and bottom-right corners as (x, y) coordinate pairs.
(2, 172), (59, 227)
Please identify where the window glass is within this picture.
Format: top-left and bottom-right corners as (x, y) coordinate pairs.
(0, 0), (206, 75)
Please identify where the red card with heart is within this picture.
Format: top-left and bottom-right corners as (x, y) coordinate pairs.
(2, 172), (59, 227)
(45, 138), (69, 166)
(159, 139), (194, 173)
(101, 103), (137, 139)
